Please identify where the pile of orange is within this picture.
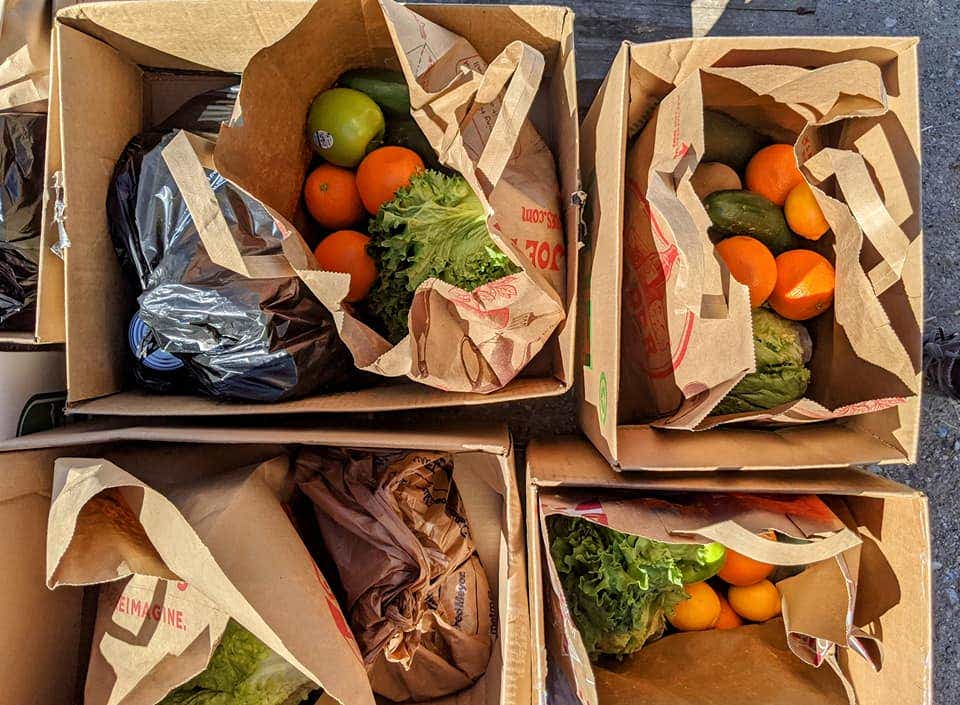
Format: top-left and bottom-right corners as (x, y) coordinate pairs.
(303, 146), (424, 302)
(713, 143), (835, 320)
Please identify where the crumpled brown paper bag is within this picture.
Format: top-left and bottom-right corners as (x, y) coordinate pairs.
(213, 0), (566, 394)
(296, 448), (494, 702)
(539, 491), (879, 705)
(45, 454), (376, 705)
(620, 59), (919, 430)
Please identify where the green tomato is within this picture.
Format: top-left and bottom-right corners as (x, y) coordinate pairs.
(306, 87), (385, 167)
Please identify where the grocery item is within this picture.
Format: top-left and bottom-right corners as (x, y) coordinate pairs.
(704, 189), (800, 255)
(728, 580), (782, 622)
(383, 118), (444, 171)
(718, 542), (775, 586)
(355, 145), (424, 215)
(307, 87), (385, 167)
(745, 143), (804, 205)
(714, 236), (777, 307)
(690, 161), (741, 200)
(703, 110), (769, 171)
(159, 620), (315, 705)
(666, 581), (722, 631)
(296, 449), (493, 701)
(784, 181), (830, 240)
(304, 164), (365, 230)
(312, 230), (377, 302)
(338, 68), (410, 116)
(768, 249), (836, 321)
(367, 170), (519, 342)
(712, 308), (812, 416)
(714, 595), (744, 630)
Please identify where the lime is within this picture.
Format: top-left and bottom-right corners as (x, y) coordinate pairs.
(306, 87), (385, 167)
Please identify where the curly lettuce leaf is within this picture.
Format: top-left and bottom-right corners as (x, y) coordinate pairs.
(547, 516), (724, 661)
(367, 170), (519, 342)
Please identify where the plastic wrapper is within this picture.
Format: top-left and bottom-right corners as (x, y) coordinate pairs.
(295, 448), (494, 702)
(107, 131), (354, 401)
(0, 112), (45, 329)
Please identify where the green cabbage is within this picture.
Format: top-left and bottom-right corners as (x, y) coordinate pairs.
(159, 620), (316, 705)
(367, 170), (519, 342)
(547, 515), (725, 661)
(713, 308), (812, 416)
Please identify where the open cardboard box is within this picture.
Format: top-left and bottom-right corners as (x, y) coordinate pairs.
(43, 0), (580, 414)
(0, 418), (528, 705)
(525, 436), (932, 705)
(577, 37), (923, 470)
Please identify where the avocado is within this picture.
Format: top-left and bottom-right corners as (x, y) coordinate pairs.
(704, 110), (769, 172)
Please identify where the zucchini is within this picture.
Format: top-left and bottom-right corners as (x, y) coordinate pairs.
(338, 68), (410, 116)
(704, 190), (801, 255)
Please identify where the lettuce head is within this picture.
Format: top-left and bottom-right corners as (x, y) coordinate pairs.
(547, 515), (725, 661)
(367, 170), (519, 342)
(159, 620), (316, 705)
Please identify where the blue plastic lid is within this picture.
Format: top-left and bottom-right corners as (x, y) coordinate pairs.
(128, 312), (183, 372)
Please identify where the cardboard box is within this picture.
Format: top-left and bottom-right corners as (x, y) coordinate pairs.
(578, 38), (923, 470)
(43, 0), (580, 414)
(0, 344), (65, 439)
(526, 436), (932, 705)
(0, 419), (528, 705)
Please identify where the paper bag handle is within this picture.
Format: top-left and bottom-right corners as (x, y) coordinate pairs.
(690, 520), (862, 565)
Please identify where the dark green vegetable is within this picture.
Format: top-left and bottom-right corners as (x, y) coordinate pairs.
(547, 515), (725, 661)
(338, 68), (410, 116)
(384, 118), (445, 172)
(703, 110), (769, 171)
(367, 170), (519, 342)
(705, 189), (801, 255)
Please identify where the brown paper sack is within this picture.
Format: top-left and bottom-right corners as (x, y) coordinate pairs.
(620, 59), (919, 430)
(539, 491), (882, 705)
(45, 454), (379, 705)
(296, 449), (494, 702)
(213, 0), (566, 394)
(0, 0), (56, 111)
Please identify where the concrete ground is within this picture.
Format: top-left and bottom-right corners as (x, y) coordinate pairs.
(452, 0), (959, 700)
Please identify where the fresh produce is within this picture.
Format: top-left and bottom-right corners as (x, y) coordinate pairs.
(784, 181), (830, 240)
(159, 620), (314, 705)
(714, 236), (777, 307)
(303, 164), (365, 229)
(691, 161), (742, 200)
(666, 581), (721, 631)
(768, 249), (835, 321)
(367, 170), (520, 342)
(384, 118), (443, 171)
(704, 110), (769, 171)
(718, 539), (776, 586)
(727, 579), (782, 622)
(705, 189), (800, 255)
(338, 68), (411, 116)
(307, 87), (385, 167)
(714, 595), (744, 630)
(745, 143), (804, 206)
(356, 146), (425, 215)
(712, 308), (812, 415)
(313, 229), (378, 302)
(547, 515), (725, 660)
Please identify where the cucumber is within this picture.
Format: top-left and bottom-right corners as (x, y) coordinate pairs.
(704, 190), (801, 255)
(338, 69), (410, 116)
(703, 110), (768, 172)
(384, 118), (445, 172)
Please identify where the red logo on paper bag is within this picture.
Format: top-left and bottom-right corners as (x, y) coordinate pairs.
(566, 501), (609, 526)
(311, 562), (362, 661)
(832, 397), (906, 417)
(113, 595), (187, 631)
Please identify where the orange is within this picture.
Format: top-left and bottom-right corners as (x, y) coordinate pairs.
(313, 230), (378, 302)
(303, 164), (365, 230)
(714, 236), (777, 307)
(745, 144), (803, 206)
(727, 579), (782, 622)
(784, 182), (830, 240)
(667, 581), (721, 631)
(714, 594), (744, 630)
(718, 537), (775, 587)
(356, 146), (425, 215)
(768, 249), (836, 321)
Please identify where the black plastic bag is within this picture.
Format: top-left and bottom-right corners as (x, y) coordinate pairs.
(0, 112), (45, 329)
(108, 130), (355, 402)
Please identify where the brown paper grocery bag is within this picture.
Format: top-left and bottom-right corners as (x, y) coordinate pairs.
(213, 0), (565, 394)
(539, 491), (877, 705)
(0, 0), (54, 111)
(46, 454), (375, 705)
(620, 59), (918, 430)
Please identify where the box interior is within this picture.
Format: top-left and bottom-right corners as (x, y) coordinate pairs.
(525, 436), (932, 705)
(50, 0), (579, 414)
(0, 422), (525, 705)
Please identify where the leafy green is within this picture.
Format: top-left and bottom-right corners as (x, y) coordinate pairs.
(713, 308), (812, 416)
(159, 621), (316, 705)
(547, 515), (725, 661)
(367, 170), (520, 342)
